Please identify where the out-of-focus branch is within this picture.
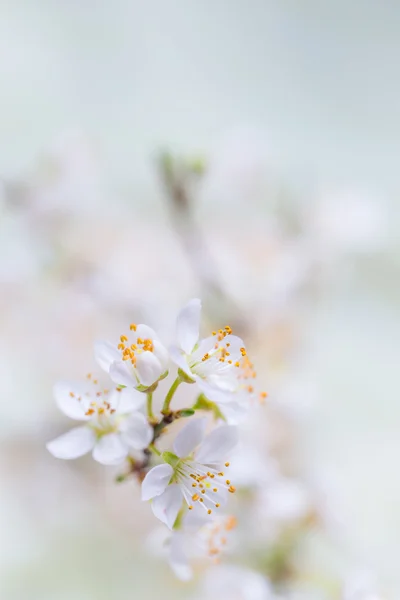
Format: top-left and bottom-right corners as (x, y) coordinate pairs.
(158, 151), (249, 337)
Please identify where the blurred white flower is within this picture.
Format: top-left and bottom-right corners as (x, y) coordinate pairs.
(167, 513), (238, 581)
(228, 442), (278, 489)
(310, 190), (387, 255)
(343, 570), (385, 600)
(141, 418), (238, 529)
(258, 476), (311, 523)
(252, 475), (312, 543)
(193, 565), (275, 600)
(95, 323), (169, 390)
(47, 375), (152, 465)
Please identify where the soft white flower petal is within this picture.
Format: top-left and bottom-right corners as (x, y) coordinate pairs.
(173, 417), (206, 458)
(195, 425), (239, 464)
(53, 381), (90, 420)
(169, 532), (193, 581)
(94, 340), (120, 373)
(92, 433), (128, 465)
(142, 463), (174, 501)
(135, 324), (158, 340)
(202, 565), (273, 600)
(121, 412), (153, 450)
(109, 387), (146, 413)
(221, 334), (245, 355)
(207, 371), (238, 392)
(151, 484), (182, 530)
(183, 504), (210, 529)
(135, 351), (163, 387)
(153, 339), (169, 371)
(47, 426), (96, 459)
(169, 345), (194, 379)
(176, 298), (201, 354)
(109, 360), (137, 388)
(219, 400), (249, 424)
(190, 335), (216, 362)
(197, 379), (235, 404)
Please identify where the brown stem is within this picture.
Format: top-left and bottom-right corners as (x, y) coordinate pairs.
(158, 152), (249, 337)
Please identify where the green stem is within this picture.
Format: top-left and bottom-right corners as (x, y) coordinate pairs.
(149, 443), (161, 456)
(146, 392), (154, 419)
(162, 376), (181, 415)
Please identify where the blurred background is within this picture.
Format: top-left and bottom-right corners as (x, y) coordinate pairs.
(0, 2), (399, 599)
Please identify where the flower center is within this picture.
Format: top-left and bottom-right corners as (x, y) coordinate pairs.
(237, 356), (268, 403)
(118, 324), (154, 367)
(203, 515), (237, 560)
(176, 459), (236, 515)
(68, 374), (124, 434)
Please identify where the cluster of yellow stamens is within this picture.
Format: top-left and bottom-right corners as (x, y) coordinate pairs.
(185, 461), (235, 514)
(206, 515), (237, 560)
(117, 325), (154, 367)
(238, 356), (268, 404)
(211, 326), (232, 341)
(200, 326), (241, 366)
(68, 374), (119, 417)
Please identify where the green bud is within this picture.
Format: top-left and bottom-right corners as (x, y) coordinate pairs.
(177, 408), (195, 418)
(187, 156), (206, 176)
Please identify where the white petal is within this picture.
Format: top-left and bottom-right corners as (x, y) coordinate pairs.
(169, 345), (194, 379)
(183, 503), (210, 529)
(152, 339), (169, 371)
(222, 334), (245, 356)
(109, 387), (146, 413)
(141, 463), (173, 501)
(92, 433), (128, 465)
(176, 298), (201, 354)
(47, 426), (95, 460)
(151, 484), (182, 530)
(135, 351), (162, 387)
(109, 360), (137, 388)
(121, 413), (153, 450)
(94, 340), (120, 373)
(173, 418), (206, 458)
(197, 379), (235, 404)
(53, 381), (89, 420)
(169, 532), (193, 581)
(190, 335), (216, 362)
(219, 400), (248, 424)
(195, 425), (239, 464)
(135, 324), (158, 340)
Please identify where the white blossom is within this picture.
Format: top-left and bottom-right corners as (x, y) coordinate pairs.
(95, 323), (169, 390)
(141, 418), (238, 529)
(170, 298), (261, 421)
(252, 475), (312, 543)
(343, 570), (386, 600)
(168, 513), (238, 581)
(192, 565), (275, 600)
(47, 375), (153, 465)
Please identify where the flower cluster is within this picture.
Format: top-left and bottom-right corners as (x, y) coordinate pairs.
(47, 299), (266, 578)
